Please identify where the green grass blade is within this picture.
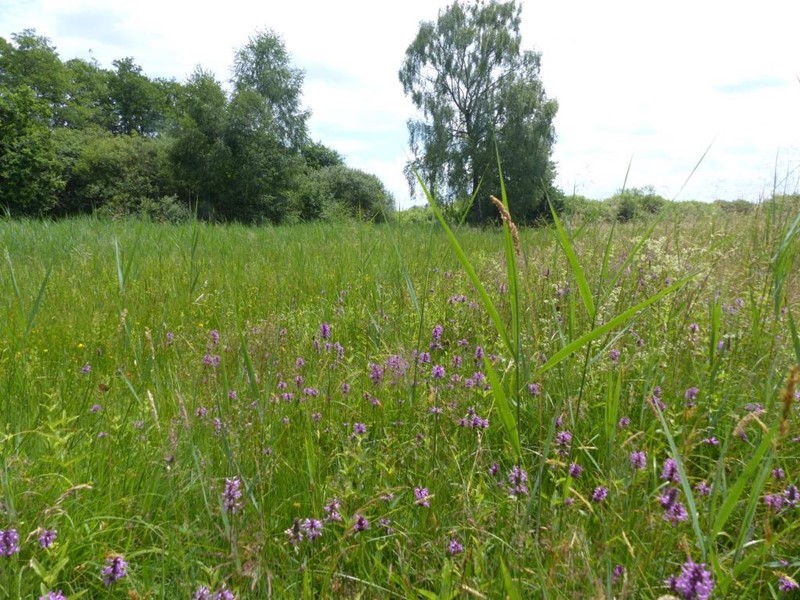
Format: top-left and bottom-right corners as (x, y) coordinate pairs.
(500, 556), (522, 600)
(652, 404), (706, 557)
(484, 355), (521, 460)
(535, 275), (694, 377)
(787, 309), (800, 364)
(24, 265), (51, 340)
(416, 171), (513, 355)
(711, 422), (777, 540)
(549, 199), (595, 320)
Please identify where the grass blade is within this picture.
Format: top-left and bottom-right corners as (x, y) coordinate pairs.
(484, 355), (521, 460)
(549, 199), (595, 320)
(535, 275), (694, 377)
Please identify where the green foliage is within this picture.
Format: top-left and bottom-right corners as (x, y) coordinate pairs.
(0, 85), (64, 215)
(399, 0), (558, 224)
(296, 164), (395, 222)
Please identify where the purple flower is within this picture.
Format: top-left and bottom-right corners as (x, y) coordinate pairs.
(81, 363), (92, 375)
(527, 382), (541, 396)
(285, 521), (304, 546)
(684, 387), (699, 406)
(778, 576), (799, 592)
(630, 450), (647, 470)
(661, 458), (680, 483)
(772, 468), (786, 480)
(703, 436), (719, 446)
(608, 349), (620, 364)
(320, 322), (331, 340)
(209, 329), (220, 345)
(592, 486), (608, 503)
(613, 564), (625, 582)
(783, 484), (799, 508)
(568, 463), (583, 478)
(101, 554), (128, 585)
(202, 354), (220, 367)
(353, 422), (367, 435)
(341, 382), (350, 394)
(165, 331), (174, 345)
(194, 586), (212, 600)
(695, 481), (712, 496)
(414, 487), (432, 508)
(38, 528), (57, 549)
(215, 587), (236, 600)
(764, 493), (784, 511)
(431, 364), (446, 379)
(301, 518), (323, 542)
(448, 538), (464, 555)
(39, 593), (66, 600)
(508, 465), (529, 496)
(667, 559), (714, 600)
(324, 498), (342, 522)
(90, 403), (103, 413)
(352, 514), (369, 532)
(432, 324), (443, 343)
(369, 362), (384, 384)
(555, 430), (572, 456)
(664, 501), (689, 525)
(0, 529), (19, 556)
(617, 416), (631, 429)
(223, 477), (243, 514)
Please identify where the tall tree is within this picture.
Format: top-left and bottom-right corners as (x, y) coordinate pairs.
(232, 30), (309, 150)
(108, 57), (166, 136)
(399, 0), (559, 224)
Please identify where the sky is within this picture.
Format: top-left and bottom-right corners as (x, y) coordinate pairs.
(2, 0), (799, 208)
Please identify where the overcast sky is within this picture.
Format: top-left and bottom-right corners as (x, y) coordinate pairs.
(3, 0), (799, 208)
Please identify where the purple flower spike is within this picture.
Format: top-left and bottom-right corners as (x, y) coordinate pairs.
(0, 529), (19, 556)
(38, 528), (57, 549)
(448, 538), (464, 555)
(101, 554), (128, 585)
(414, 486), (432, 508)
(667, 559), (714, 600)
(592, 486), (608, 503)
(223, 477), (243, 514)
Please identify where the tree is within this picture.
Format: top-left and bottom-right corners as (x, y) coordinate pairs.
(232, 30), (309, 151)
(0, 30), (67, 111)
(108, 57), (167, 136)
(0, 85), (63, 215)
(399, 0), (558, 224)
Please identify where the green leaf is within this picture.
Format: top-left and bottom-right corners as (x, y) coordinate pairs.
(484, 355), (521, 460)
(549, 198), (595, 320)
(500, 556), (522, 600)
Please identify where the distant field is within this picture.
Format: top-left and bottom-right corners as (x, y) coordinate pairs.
(1, 207), (799, 598)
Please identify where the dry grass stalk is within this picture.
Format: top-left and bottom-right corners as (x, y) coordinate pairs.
(490, 195), (521, 257)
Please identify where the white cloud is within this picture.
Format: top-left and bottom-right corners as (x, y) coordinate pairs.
(3, 0), (799, 208)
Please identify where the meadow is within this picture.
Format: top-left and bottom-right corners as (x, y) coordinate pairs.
(1, 200), (799, 598)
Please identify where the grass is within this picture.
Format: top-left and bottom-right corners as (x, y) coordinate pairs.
(0, 201), (798, 598)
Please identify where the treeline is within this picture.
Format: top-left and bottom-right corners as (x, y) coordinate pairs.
(0, 29), (394, 222)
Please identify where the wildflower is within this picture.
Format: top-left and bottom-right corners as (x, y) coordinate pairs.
(429, 406), (443, 415)
(554, 430), (572, 456)
(689, 322), (700, 334)
(101, 554), (128, 585)
(39, 593), (66, 600)
(194, 587), (212, 600)
(772, 468), (786, 480)
(209, 329), (220, 345)
(684, 387), (699, 406)
(508, 465), (529, 497)
(617, 416), (631, 429)
(228, 390), (237, 401)
(661, 458), (680, 483)
(527, 382), (541, 396)
(630, 450), (647, 470)
(324, 498), (342, 522)
(592, 486), (608, 503)
(202, 354), (220, 367)
(223, 477), (243, 514)
(568, 463), (583, 478)
(414, 487), (432, 508)
(778, 576), (799, 592)
(352, 514), (369, 532)
(285, 520), (304, 546)
(301, 518), (323, 542)
(81, 363), (92, 375)
(613, 564), (625, 582)
(489, 463), (499, 476)
(695, 481), (712, 496)
(38, 528), (57, 549)
(90, 403), (103, 413)
(320, 322), (331, 340)
(764, 494), (784, 511)
(783, 484), (799, 508)
(431, 364), (446, 379)
(703, 436), (719, 445)
(474, 345), (484, 361)
(667, 559), (714, 600)
(369, 362), (384, 384)
(341, 382), (350, 394)
(165, 331), (174, 345)
(295, 357), (305, 369)
(0, 529), (20, 556)
(664, 501), (689, 525)
(609, 349), (620, 364)
(215, 589), (236, 600)
(448, 538), (464, 555)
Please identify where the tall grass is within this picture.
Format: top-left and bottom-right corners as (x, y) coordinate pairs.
(0, 203), (798, 598)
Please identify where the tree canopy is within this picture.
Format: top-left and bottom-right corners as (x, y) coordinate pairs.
(399, 0), (559, 224)
(0, 29), (393, 223)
